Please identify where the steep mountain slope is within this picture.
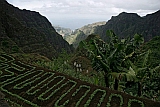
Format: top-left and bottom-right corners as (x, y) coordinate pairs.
(54, 26), (72, 37)
(64, 21), (106, 48)
(0, 0), (74, 58)
(64, 29), (86, 48)
(95, 10), (160, 42)
(77, 21), (106, 36)
(65, 10), (160, 49)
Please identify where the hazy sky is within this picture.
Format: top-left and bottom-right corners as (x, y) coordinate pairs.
(7, 0), (160, 29)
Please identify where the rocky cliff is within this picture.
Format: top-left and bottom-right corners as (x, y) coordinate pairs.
(64, 21), (106, 48)
(0, 0), (74, 58)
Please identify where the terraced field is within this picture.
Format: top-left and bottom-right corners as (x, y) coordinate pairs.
(0, 54), (160, 107)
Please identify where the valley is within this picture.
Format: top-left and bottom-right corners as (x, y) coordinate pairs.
(0, 0), (160, 107)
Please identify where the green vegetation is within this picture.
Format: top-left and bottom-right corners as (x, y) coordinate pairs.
(1, 0), (74, 59)
(1, 30), (160, 105)
(128, 99), (144, 107)
(32, 50), (106, 87)
(143, 36), (160, 68)
(77, 30), (160, 100)
(27, 30), (160, 102)
(1, 0), (160, 106)
(1, 53), (160, 107)
(1, 30), (160, 106)
(106, 93), (124, 107)
(23, 30), (160, 102)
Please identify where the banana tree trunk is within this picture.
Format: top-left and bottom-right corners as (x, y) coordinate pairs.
(114, 78), (119, 90)
(138, 82), (142, 96)
(104, 74), (109, 88)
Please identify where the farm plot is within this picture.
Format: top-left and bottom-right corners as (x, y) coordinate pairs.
(0, 54), (160, 107)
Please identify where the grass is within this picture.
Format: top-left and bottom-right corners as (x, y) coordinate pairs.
(10, 52), (106, 87)
(33, 60), (106, 87)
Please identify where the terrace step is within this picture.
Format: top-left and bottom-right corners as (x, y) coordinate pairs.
(0, 54), (160, 107)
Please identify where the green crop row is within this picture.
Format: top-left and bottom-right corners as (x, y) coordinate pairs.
(0, 70), (2, 75)
(43, 79), (76, 101)
(54, 80), (77, 106)
(0, 61), (28, 80)
(0, 55), (148, 107)
(35, 73), (61, 90)
(128, 99), (144, 107)
(5, 98), (23, 107)
(74, 85), (91, 107)
(11, 62), (26, 72)
(84, 89), (106, 107)
(13, 70), (44, 89)
(38, 76), (66, 101)
(1, 63), (26, 79)
(106, 93), (144, 107)
(15, 61), (37, 71)
(1, 87), (39, 107)
(26, 72), (55, 95)
(1, 61), (36, 85)
(0, 63), (9, 70)
(1, 70), (39, 87)
(1, 67), (15, 78)
(0, 55), (8, 62)
(0, 54), (15, 63)
(106, 93), (124, 107)
(2, 68), (145, 107)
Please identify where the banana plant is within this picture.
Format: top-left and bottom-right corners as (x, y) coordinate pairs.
(78, 30), (160, 101)
(125, 50), (151, 96)
(79, 30), (153, 92)
(142, 65), (160, 100)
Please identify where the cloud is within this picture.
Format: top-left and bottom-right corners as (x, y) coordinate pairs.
(8, 0), (159, 15)
(7, 0), (160, 29)
(111, 0), (160, 10)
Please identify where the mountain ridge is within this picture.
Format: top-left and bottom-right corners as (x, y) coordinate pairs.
(64, 10), (160, 48)
(95, 10), (160, 41)
(0, 0), (74, 58)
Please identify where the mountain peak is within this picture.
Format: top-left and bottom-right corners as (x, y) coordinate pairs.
(117, 12), (140, 18)
(110, 12), (141, 23)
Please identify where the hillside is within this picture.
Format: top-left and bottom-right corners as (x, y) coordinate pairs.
(64, 21), (106, 48)
(95, 10), (160, 41)
(143, 36), (160, 67)
(54, 26), (72, 37)
(65, 10), (160, 49)
(1, 54), (160, 107)
(70, 30), (160, 102)
(0, 0), (74, 59)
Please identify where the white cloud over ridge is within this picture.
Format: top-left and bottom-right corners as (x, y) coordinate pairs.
(7, 0), (160, 29)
